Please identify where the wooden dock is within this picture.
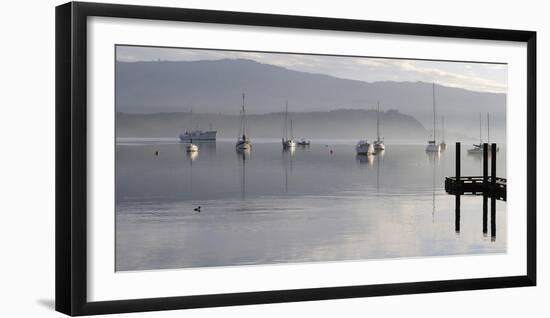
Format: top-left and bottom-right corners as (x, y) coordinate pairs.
(445, 176), (506, 201)
(444, 142), (507, 201)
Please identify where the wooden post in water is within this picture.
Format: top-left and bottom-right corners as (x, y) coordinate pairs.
(496, 143), (497, 196)
(490, 143), (497, 241)
(455, 194), (461, 234)
(491, 196), (497, 242)
(483, 194), (488, 236)
(455, 142), (461, 233)
(483, 143), (488, 187)
(456, 142), (461, 182)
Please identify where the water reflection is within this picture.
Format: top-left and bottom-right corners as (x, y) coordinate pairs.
(282, 148), (295, 193)
(187, 151), (198, 162)
(453, 192), (497, 240)
(236, 148), (250, 199)
(115, 141), (507, 271)
(356, 153), (374, 166)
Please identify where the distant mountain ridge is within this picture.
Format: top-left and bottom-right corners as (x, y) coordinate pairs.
(116, 58), (506, 140)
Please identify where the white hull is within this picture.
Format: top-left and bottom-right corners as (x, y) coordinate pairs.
(283, 139), (296, 149)
(467, 144), (500, 154)
(356, 141), (374, 154)
(425, 142), (441, 152)
(236, 139), (251, 150)
(179, 130), (217, 141)
(373, 141), (385, 151)
(186, 143), (198, 152)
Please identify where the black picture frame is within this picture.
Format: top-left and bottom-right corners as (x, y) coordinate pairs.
(55, 1), (537, 316)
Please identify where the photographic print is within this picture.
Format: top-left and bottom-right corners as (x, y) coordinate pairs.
(114, 45), (507, 271)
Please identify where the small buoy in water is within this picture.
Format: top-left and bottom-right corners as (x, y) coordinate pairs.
(155, 150), (159, 156)
(193, 206), (201, 213)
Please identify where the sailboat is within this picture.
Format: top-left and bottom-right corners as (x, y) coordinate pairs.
(440, 115), (447, 150)
(184, 107), (199, 153)
(236, 93), (251, 151)
(467, 113), (484, 154)
(296, 120), (311, 146)
(487, 113), (500, 152)
(356, 107), (375, 155)
(373, 102), (385, 151)
(426, 83), (441, 152)
(468, 113), (499, 154)
(282, 101), (296, 149)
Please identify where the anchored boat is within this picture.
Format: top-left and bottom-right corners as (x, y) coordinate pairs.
(236, 93), (251, 151)
(373, 101), (385, 151)
(282, 101), (296, 149)
(468, 113), (499, 154)
(426, 83), (441, 152)
(179, 108), (217, 142)
(356, 140), (375, 155)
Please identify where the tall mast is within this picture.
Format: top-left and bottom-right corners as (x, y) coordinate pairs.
(432, 83), (436, 142)
(190, 106), (194, 131)
(284, 101), (288, 140)
(377, 101), (380, 142)
(241, 93), (246, 137)
(290, 119), (294, 139)
(479, 112), (482, 144)
(441, 115), (445, 142)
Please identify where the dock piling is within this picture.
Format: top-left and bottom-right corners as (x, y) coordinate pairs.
(491, 143), (497, 191)
(455, 194), (461, 233)
(455, 142), (461, 183)
(483, 194), (488, 235)
(483, 143), (488, 186)
(491, 196), (497, 241)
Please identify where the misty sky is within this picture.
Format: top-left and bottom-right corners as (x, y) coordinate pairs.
(116, 45), (507, 94)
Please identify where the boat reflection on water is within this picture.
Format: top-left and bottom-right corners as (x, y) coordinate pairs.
(282, 147), (295, 193)
(236, 148), (251, 199)
(426, 150), (441, 162)
(187, 150), (198, 162)
(356, 153), (375, 167)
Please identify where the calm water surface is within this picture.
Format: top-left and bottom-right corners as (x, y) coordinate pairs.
(115, 138), (507, 271)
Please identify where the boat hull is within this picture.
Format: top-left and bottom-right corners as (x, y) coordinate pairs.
(373, 141), (385, 151)
(236, 140), (251, 150)
(425, 143), (441, 152)
(283, 139), (296, 149)
(179, 130), (217, 142)
(356, 141), (374, 154)
(186, 144), (198, 152)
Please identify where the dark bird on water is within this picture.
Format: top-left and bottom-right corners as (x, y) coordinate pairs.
(155, 150), (159, 156)
(193, 206), (201, 213)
